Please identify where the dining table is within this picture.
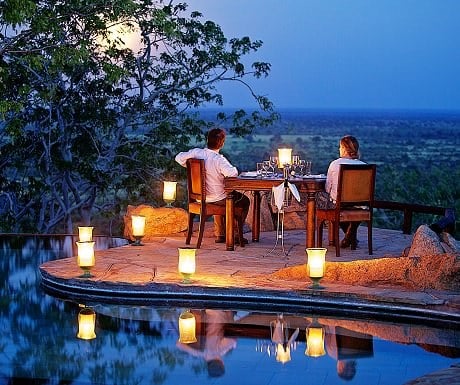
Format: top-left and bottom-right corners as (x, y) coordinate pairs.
(224, 174), (326, 251)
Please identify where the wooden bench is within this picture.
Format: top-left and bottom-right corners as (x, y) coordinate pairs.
(373, 200), (454, 234)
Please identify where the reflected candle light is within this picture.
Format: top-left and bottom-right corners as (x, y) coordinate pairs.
(276, 344), (291, 364)
(178, 310), (197, 344)
(77, 307), (96, 340)
(305, 323), (325, 357)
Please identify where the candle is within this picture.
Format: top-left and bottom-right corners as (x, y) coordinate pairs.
(76, 241), (95, 268)
(78, 226), (93, 242)
(307, 248), (326, 278)
(178, 248), (196, 275)
(163, 181), (177, 202)
(277, 148), (292, 167)
(131, 215), (146, 237)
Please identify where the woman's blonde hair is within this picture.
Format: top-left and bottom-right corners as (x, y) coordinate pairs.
(340, 135), (360, 159)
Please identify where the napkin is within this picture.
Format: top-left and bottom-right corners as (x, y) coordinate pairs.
(272, 182), (300, 211)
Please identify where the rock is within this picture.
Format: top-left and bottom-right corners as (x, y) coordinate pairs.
(407, 225), (459, 257)
(403, 363), (460, 385)
(267, 191), (308, 230)
(246, 191), (274, 232)
(123, 205), (188, 241)
(271, 253), (460, 291)
(440, 232), (460, 253)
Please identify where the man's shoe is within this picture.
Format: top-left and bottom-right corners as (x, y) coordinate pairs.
(340, 237), (351, 248)
(235, 237), (248, 246)
(215, 236), (226, 243)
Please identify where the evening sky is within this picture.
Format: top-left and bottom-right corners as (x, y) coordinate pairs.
(186, 0), (460, 111)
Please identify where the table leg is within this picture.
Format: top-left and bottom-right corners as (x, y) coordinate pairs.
(226, 192), (235, 251)
(252, 191), (261, 242)
(306, 191), (317, 248)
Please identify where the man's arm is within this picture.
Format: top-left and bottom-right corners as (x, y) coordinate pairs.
(175, 148), (199, 167)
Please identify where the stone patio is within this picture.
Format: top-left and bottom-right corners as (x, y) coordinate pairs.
(39, 225), (460, 325)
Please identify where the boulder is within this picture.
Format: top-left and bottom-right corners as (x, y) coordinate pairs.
(271, 224), (460, 291)
(246, 191), (274, 232)
(271, 252), (460, 291)
(123, 205), (188, 241)
(408, 225), (460, 257)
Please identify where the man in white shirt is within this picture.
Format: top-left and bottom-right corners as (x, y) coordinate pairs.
(175, 128), (250, 244)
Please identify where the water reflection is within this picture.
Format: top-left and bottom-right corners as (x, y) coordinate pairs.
(0, 235), (459, 384)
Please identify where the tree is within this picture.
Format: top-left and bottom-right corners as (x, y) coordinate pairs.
(0, 0), (277, 233)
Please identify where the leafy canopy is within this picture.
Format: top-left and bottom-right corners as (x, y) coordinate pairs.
(0, 0), (277, 233)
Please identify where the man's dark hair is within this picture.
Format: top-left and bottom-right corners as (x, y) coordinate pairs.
(207, 358), (225, 377)
(207, 128), (226, 150)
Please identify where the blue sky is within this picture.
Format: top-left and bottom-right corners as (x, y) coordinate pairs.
(186, 0), (460, 111)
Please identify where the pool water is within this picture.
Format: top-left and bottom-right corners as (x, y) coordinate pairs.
(0, 235), (458, 385)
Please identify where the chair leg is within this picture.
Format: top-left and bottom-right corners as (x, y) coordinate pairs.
(316, 219), (323, 247)
(196, 215), (207, 249)
(368, 221), (373, 255)
(328, 221), (335, 246)
(186, 213), (195, 245)
(334, 221), (341, 258)
(235, 217), (244, 247)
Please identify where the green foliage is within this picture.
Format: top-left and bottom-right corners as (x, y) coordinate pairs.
(0, 0), (276, 233)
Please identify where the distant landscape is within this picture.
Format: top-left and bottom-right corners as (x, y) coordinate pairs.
(218, 109), (460, 233)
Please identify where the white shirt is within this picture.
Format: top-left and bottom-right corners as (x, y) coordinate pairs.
(175, 147), (238, 202)
(326, 157), (365, 202)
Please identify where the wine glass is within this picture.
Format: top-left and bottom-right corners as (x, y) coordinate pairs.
(292, 155), (300, 176)
(298, 159), (306, 176)
(262, 160), (271, 178)
(269, 156), (278, 175)
(304, 160), (312, 176)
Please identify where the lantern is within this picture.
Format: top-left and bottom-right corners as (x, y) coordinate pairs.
(78, 226), (93, 242)
(163, 181), (177, 207)
(76, 241), (95, 278)
(178, 247), (196, 283)
(131, 215), (146, 246)
(277, 148), (292, 168)
(306, 247), (327, 289)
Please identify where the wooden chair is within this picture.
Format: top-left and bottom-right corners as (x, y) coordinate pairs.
(185, 158), (244, 249)
(316, 164), (376, 257)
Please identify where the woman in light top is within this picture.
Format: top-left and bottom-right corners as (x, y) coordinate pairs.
(317, 135), (365, 249)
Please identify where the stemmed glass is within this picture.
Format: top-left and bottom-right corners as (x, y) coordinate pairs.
(298, 160), (305, 176)
(269, 156), (278, 175)
(292, 155), (300, 176)
(262, 160), (271, 178)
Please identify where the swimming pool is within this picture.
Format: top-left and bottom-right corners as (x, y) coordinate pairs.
(0, 235), (458, 384)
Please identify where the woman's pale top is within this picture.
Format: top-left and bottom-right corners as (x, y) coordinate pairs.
(325, 157), (365, 202)
(175, 147), (238, 202)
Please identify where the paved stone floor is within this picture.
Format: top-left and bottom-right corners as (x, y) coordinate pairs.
(40, 226), (460, 325)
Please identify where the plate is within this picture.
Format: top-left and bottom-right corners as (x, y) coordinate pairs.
(302, 174), (326, 179)
(240, 171), (259, 178)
